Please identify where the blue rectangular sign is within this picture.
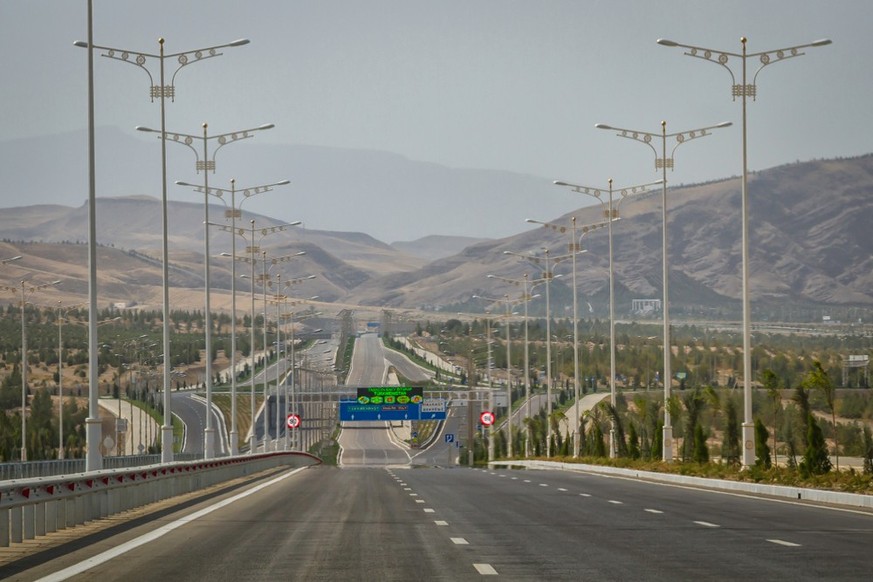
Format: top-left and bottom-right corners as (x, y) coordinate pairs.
(338, 402), (447, 421)
(340, 402), (420, 421)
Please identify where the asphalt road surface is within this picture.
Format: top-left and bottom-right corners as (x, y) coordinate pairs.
(13, 465), (872, 581)
(170, 391), (229, 456)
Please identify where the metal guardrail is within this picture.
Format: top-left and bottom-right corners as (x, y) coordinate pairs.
(0, 452), (321, 548)
(0, 454), (205, 482)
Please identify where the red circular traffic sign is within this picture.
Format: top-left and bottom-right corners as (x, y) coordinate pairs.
(286, 413), (301, 429)
(480, 411), (496, 426)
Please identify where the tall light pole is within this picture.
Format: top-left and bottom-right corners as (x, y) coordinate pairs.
(247, 250), (307, 452)
(193, 178), (291, 454)
(57, 302), (108, 460)
(75, 35), (250, 463)
(1, 279), (61, 461)
(77, 0), (102, 472)
(488, 273), (539, 457)
(595, 122), (730, 461)
(223, 212), (300, 453)
(657, 36), (831, 467)
(504, 249), (565, 456)
(525, 217), (614, 456)
(140, 122), (273, 458)
(553, 179), (662, 456)
(277, 281), (317, 451)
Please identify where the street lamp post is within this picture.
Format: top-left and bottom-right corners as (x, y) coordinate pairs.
(197, 178), (292, 454)
(525, 217), (613, 457)
(553, 179), (662, 456)
(504, 249), (564, 456)
(75, 35), (250, 464)
(277, 282), (317, 451)
(140, 122), (273, 458)
(1, 279), (61, 461)
(488, 273), (536, 457)
(244, 249), (307, 452)
(657, 36), (831, 468)
(595, 121), (730, 461)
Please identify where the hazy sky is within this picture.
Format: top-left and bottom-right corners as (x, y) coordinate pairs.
(1, 1), (869, 239)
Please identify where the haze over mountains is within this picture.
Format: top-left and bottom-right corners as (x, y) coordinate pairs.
(0, 127), (575, 244)
(1, 127), (872, 322)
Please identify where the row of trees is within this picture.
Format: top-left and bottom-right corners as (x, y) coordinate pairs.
(469, 361), (873, 476)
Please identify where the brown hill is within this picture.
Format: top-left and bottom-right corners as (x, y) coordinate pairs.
(2, 155), (873, 322)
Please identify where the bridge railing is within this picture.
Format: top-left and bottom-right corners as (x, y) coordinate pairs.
(0, 452), (320, 548)
(0, 453), (205, 482)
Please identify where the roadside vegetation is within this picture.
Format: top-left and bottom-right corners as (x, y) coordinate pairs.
(410, 317), (873, 493)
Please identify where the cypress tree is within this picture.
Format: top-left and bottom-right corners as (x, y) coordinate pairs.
(755, 418), (771, 469)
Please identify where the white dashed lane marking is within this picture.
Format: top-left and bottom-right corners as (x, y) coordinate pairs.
(767, 539), (801, 547)
(644, 509), (664, 514)
(474, 563), (499, 575)
(694, 521), (720, 528)
(451, 537), (470, 545)
(435, 520), (448, 526)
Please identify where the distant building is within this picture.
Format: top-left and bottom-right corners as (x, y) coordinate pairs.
(632, 299), (661, 316)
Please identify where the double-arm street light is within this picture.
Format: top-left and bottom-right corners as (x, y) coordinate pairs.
(257, 252), (307, 451)
(469, 305), (495, 461)
(595, 122), (730, 461)
(525, 217), (614, 457)
(141, 122), (273, 458)
(1, 278), (61, 461)
(657, 36), (831, 468)
(171, 147), (277, 458)
(275, 278), (317, 451)
(503, 249), (570, 457)
(488, 273), (542, 457)
(196, 178), (291, 454)
(221, 213), (300, 453)
(74, 34), (249, 465)
(552, 179), (662, 456)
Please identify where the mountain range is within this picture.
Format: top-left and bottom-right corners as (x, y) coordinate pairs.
(2, 146), (873, 323)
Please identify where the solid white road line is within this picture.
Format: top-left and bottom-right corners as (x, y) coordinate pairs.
(36, 466), (309, 582)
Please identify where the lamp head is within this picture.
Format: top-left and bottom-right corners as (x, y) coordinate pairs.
(716, 121), (733, 128)
(656, 38), (679, 47)
(594, 123), (614, 130)
(73, 41), (88, 48)
(259, 123), (275, 130)
(811, 39), (832, 47)
(229, 39), (251, 47)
